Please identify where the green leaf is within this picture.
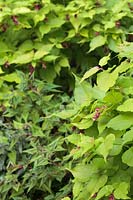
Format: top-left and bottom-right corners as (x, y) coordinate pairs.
(0, 67), (4, 74)
(61, 197), (70, 200)
(114, 182), (130, 199)
(2, 73), (21, 83)
(39, 24), (51, 37)
(59, 57), (69, 67)
(8, 151), (16, 165)
(104, 21), (115, 30)
(31, 125), (44, 137)
(48, 17), (65, 28)
(0, 136), (8, 144)
(99, 54), (110, 66)
(95, 185), (114, 200)
(97, 70), (118, 92)
(109, 138), (123, 156)
(19, 40), (33, 52)
(0, 41), (10, 53)
(74, 75), (92, 105)
(96, 134), (115, 161)
(122, 147), (133, 167)
(89, 36), (106, 52)
(70, 164), (98, 182)
(13, 121), (24, 129)
(80, 66), (100, 82)
(117, 98), (133, 112)
(89, 175), (108, 197)
(70, 16), (81, 33)
(12, 7), (32, 14)
(80, 29), (88, 38)
(11, 51), (34, 64)
(55, 108), (78, 119)
(123, 129), (133, 145)
(115, 60), (133, 74)
(107, 113), (133, 130)
(119, 42), (133, 59)
(44, 55), (59, 62)
(67, 134), (81, 146)
(72, 118), (93, 130)
(103, 91), (123, 105)
(73, 181), (83, 198)
(34, 49), (48, 60)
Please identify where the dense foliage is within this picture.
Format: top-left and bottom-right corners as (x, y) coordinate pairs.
(0, 0), (133, 199)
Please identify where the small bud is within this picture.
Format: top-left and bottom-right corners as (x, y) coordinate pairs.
(61, 42), (69, 48)
(34, 4), (41, 10)
(95, 107), (100, 112)
(11, 15), (19, 25)
(72, 126), (77, 131)
(92, 112), (100, 121)
(4, 61), (10, 68)
(95, 32), (100, 36)
(109, 194), (115, 200)
(42, 62), (47, 69)
(1, 24), (8, 32)
(29, 64), (35, 76)
(95, 65), (103, 70)
(92, 193), (97, 198)
(115, 21), (121, 28)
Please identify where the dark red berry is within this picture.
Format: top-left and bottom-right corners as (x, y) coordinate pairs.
(11, 15), (19, 25)
(95, 32), (100, 36)
(72, 126), (77, 131)
(109, 194), (115, 200)
(34, 4), (41, 10)
(115, 21), (121, 28)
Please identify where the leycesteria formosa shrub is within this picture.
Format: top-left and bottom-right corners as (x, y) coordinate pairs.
(0, 0), (133, 199)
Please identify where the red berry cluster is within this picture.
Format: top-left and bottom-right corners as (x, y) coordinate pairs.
(92, 106), (107, 121)
(92, 108), (101, 121)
